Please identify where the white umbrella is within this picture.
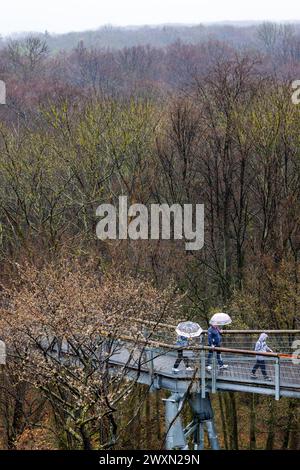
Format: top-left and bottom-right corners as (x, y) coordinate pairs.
(209, 312), (232, 326)
(176, 321), (203, 338)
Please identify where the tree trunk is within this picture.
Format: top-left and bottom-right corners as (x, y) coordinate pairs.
(7, 382), (27, 449)
(224, 392), (239, 449)
(265, 400), (276, 450)
(218, 394), (228, 449)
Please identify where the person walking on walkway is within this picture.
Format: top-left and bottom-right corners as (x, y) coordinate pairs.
(172, 335), (193, 372)
(206, 324), (228, 370)
(251, 333), (272, 381)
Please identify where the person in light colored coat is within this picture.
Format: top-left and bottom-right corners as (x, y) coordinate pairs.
(251, 333), (273, 381)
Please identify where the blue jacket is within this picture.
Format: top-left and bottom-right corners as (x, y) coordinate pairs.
(176, 335), (189, 347)
(208, 326), (222, 347)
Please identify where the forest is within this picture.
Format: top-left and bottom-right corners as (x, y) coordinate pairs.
(0, 21), (299, 450)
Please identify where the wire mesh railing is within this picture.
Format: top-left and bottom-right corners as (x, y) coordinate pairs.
(108, 334), (300, 400)
(132, 318), (300, 354)
(37, 326), (300, 400)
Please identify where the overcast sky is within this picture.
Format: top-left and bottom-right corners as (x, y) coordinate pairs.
(1, 0), (300, 36)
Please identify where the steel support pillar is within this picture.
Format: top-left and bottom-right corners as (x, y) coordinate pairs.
(190, 393), (219, 450)
(163, 392), (220, 450)
(205, 419), (219, 450)
(163, 393), (187, 450)
(193, 419), (205, 450)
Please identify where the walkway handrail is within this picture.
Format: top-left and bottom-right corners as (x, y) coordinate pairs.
(133, 318), (300, 334)
(99, 329), (282, 358)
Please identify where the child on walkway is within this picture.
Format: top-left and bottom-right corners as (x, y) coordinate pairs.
(251, 333), (273, 381)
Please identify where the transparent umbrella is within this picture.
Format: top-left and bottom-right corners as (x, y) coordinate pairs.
(176, 321), (203, 338)
(209, 312), (232, 326)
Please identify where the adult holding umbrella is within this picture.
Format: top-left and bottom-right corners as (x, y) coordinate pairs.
(206, 313), (231, 371)
(172, 321), (202, 373)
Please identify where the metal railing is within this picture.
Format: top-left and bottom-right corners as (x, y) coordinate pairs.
(105, 331), (299, 400)
(36, 326), (300, 400)
(133, 318), (300, 354)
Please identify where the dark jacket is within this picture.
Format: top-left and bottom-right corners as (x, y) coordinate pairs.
(208, 326), (222, 347)
(176, 335), (189, 347)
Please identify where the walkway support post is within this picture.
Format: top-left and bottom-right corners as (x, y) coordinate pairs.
(275, 357), (280, 401)
(199, 422), (205, 449)
(200, 349), (206, 398)
(144, 347), (157, 392)
(145, 348), (154, 378)
(163, 393), (187, 450)
(188, 393), (220, 450)
(205, 420), (220, 450)
(212, 351), (217, 393)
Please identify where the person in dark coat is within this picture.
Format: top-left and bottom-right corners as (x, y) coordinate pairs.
(172, 335), (193, 372)
(206, 324), (228, 370)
